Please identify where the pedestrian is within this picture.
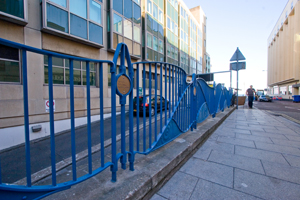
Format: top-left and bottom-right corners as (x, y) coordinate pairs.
(246, 85), (254, 108)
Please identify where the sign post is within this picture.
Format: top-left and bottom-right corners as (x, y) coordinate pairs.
(230, 47), (246, 109)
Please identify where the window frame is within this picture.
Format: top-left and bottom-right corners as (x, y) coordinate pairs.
(0, 46), (22, 84)
(0, 0), (28, 26)
(42, 0), (104, 48)
(43, 55), (97, 86)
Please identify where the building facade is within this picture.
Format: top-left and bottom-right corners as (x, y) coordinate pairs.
(267, 0), (300, 98)
(0, 0), (206, 150)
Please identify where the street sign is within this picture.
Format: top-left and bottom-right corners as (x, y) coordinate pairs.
(139, 87), (143, 96)
(45, 100), (55, 112)
(230, 62), (246, 70)
(230, 47), (246, 62)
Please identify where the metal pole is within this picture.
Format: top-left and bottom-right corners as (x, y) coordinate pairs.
(236, 69), (239, 109)
(230, 70), (232, 89)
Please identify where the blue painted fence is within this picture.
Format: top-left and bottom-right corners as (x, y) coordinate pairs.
(0, 38), (232, 200)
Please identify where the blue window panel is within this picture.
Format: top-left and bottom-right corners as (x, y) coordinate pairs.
(47, 3), (68, 33)
(153, 3), (158, 19)
(113, 0), (123, 15)
(90, 0), (101, 24)
(70, 0), (87, 18)
(113, 13), (122, 34)
(158, 23), (163, 39)
(133, 3), (141, 25)
(147, 14), (152, 33)
(152, 19), (158, 36)
(0, 0), (24, 18)
(89, 22), (103, 44)
(124, 0), (132, 19)
(70, 14), (87, 39)
(49, 0), (66, 8)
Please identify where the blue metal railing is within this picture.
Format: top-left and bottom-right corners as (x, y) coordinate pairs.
(0, 38), (232, 199)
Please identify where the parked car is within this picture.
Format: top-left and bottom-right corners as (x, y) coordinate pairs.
(258, 95), (272, 102)
(133, 95), (169, 116)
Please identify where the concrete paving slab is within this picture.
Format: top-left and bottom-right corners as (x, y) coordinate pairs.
(180, 157), (233, 188)
(235, 126), (265, 132)
(264, 128), (299, 136)
(208, 150), (265, 174)
(156, 171), (198, 200)
(189, 178), (260, 200)
(217, 136), (255, 148)
(213, 130), (236, 137)
(234, 168), (300, 200)
(220, 127), (252, 135)
(284, 134), (300, 142)
(193, 140), (234, 161)
(150, 194), (167, 200)
(235, 146), (289, 165)
(262, 160), (300, 184)
(236, 133), (274, 144)
(271, 138), (300, 149)
(283, 154), (300, 168)
(250, 130), (288, 140)
(255, 141), (300, 156)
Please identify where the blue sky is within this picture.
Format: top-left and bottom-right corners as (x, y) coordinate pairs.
(185, 0), (288, 92)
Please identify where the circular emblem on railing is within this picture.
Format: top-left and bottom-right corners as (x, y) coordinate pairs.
(194, 87), (197, 96)
(117, 75), (131, 95)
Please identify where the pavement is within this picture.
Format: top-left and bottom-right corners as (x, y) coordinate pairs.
(151, 105), (300, 200)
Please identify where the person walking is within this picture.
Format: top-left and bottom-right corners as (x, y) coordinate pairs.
(246, 85), (254, 108)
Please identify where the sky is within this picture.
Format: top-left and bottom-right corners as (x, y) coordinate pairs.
(184, 0), (289, 93)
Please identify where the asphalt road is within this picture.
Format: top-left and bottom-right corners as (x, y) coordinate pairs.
(253, 99), (300, 122)
(0, 111), (167, 184)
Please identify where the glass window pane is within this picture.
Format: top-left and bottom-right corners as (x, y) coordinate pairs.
(89, 22), (103, 44)
(113, 13), (122, 34)
(124, 37), (133, 55)
(0, 44), (19, 61)
(152, 19), (157, 36)
(167, 17), (170, 29)
(53, 57), (64, 66)
(73, 60), (81, 69)
(47, 3), (68, 33)
(147, 14), (152, 33)
(153, 4), (158, 19)
(153, 36), (157, 51)
(133, 42), (141, 57)
(159, 0), (163, 9)
(147, 0), (152, 13)
(134, 26), (140, 43)
(45, 66), (64, 84)
(66, 69), (81, 85)
(158, 23), (163, 39)
(133, 3), (141, 24)
(90, 0), (101, 24)
(159, 9), (163, 23)
(113, 0), (123, 15)
(113, 33), (123, 49)
(124, 0), (133, 19)
(50, 0), (66, 7)
(70, 0), (87, 18)
(147, 33), (152, 48)
(0, 0), (24, 18)
(83, 71), (96, 86)
(0, 61), (20, 82)
(124, 19), (132, 39)
(159, 40), (163, 53)
(70, 14), (87, 39)
(133, 0), (140, 4)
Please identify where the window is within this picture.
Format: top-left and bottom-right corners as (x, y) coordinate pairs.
(0, 0), (25, 20)
(114, 0), (123, 15)
(113, 13), (123, 34)
(153, 3), (158, 19)
(124, 19), (132, 39)
(289, 86), (292, 95)
(134, 26), (141, 42)
(44, 55), (96, 86)
(153, 36), (158, 51)
(124, 0), (132, 19)
(159, 40), (163, 53)
(44, 0), (103, 45)
(147, 0), (152, 13)
(158, 9), (163, 23)
(147, 33), (152, 48)
(133, 3), (141, 25)
(0, 44), (20, 83)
